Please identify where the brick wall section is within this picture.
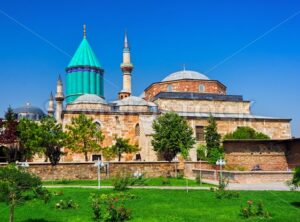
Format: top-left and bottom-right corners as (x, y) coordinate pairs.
(286, 139), (300, 169)
(224, 140), (289, 171)
(144, 80), (226, 101)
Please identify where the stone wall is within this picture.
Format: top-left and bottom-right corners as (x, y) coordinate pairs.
(286, 139), (300, 169)
(144, 80), (226, 101)
(192, 169), (292, 184)
(224, 140), (289, 171)
(188, 118), (291, 140)
(1, 162), (180, 181)
(156, 99), (251, 114)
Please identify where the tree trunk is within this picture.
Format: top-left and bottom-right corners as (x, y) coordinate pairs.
(9, 205), (14, 222)
(84, 152), (88, 162)
(118, 153), (121, 162)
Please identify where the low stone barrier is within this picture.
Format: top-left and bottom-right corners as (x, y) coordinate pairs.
(0, 161), (185, 180)
(193, 169), (293, 184)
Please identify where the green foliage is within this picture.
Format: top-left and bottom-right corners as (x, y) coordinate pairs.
(205, 115), (221, 149)
(151, 112), (195, 161)
(113, 174), (131, 191)
(288, 166), (300, 190)
(196, 144), (207, 161)
(90, 192), (134, 221)
(38, 117), (67, 165)
(108, 137), (139, 161)
(161, 178), (171, 185)
(240, 200), (270, 219)
(55, 198), (78, 209)
(204, 115), (223, 164)
(224, 126), (270, 140)
(17, 119), (42, 160)
(0, 164), (50, 222)
(66, 114), (104, 161)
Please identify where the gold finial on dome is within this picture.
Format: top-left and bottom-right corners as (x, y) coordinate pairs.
(83, 24), (86, 38)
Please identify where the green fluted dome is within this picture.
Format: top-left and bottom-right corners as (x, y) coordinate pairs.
(68, 38), (101, 68)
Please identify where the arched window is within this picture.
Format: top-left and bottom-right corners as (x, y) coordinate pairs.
(199, 84), (205, 92)
(135, 124), (140, 136)
(167, 84), (173, 92)
(94, 121), (101, 130)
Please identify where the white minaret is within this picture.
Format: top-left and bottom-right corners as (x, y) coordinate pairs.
(47, 92), (55, 116)
(119, 31), (134, 99)
(55, 75), (64, 123)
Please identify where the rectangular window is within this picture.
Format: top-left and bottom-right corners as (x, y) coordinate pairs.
(195, 126), (205, 141)
(92, 155), (102, 161)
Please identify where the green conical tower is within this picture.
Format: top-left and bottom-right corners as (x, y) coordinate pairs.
(65, 25), (104, 103)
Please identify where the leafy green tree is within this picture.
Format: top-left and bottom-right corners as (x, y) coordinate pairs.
(0, 164), (50, 222)
(17, 119), (42, 161)
(204, 115), (223, 164)
(223, 126), (270, 140)
(39, 117), (67, 165)
(151, 112), (195, 161)
(66, 114), (104, 161)
(291, 166), (300, 188)
(109, 137), (139, 161)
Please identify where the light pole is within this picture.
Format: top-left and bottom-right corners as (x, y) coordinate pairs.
(94, 158), (105, 189)
(216, 158), (226, 185)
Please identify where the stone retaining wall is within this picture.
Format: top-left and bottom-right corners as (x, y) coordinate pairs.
(193, 169), (293, 184)
(0, 161), (210, 181)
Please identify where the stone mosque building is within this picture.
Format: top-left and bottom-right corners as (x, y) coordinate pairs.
(47, 26), (292, 162)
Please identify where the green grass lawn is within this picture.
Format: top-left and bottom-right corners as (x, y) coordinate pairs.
(43, 177), (213, 187)
(0, 188), (300, 222)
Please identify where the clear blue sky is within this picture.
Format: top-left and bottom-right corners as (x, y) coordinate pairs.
(0, 0), (299, 137)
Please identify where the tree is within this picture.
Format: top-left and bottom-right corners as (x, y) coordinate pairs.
(0, 107), (20, 162)
(0, 164), (50, 222)
(66, 114), (104, 161)
(204, 115), (223, 164)
(17, 119), (42, 161)
(151, 112), (195, 161)
(223, 126), (270, 140)
(291, 166), (300, 188)
(38, 117), (67, 166)
(109, 137), (139, 161)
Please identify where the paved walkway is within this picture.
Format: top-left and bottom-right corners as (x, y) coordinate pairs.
(44, 183), (298, 191)
(44, 185), (210, 190)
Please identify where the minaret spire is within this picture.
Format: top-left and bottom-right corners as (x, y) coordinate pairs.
(119, 31), (134, 99)
(55, 75), (64, 123)
(47, 92), (55, 117)
(83, 24), (86, 38)
(124, 30), (129, 48)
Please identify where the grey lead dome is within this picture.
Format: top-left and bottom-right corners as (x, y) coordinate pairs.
(72, 94), (107, 104)
(162, 70), (209, 82)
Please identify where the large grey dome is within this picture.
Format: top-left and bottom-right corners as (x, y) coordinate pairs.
(13, 102), (45, 120)
(72, 94), (107, 104)
(162, 70), (209, 82)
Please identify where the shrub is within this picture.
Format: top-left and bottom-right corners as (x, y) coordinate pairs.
(240, 200), (270, 219)
(55, 198), (79, 209)
(224, 126), (270, 140)
(215, 190), (240, 199)
(90, 193), (135, 222)
(196, 144), (207, 161)
(130, 174), (147, 186)
(113, 174), (131, 191)
(161, 178), (171, 185)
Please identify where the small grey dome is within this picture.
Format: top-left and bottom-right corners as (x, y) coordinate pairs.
(73, 94), (107, 104)
(13, 102), (45, 120)
(114, 96), (156, 106)
(162, 70), (209, 82)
